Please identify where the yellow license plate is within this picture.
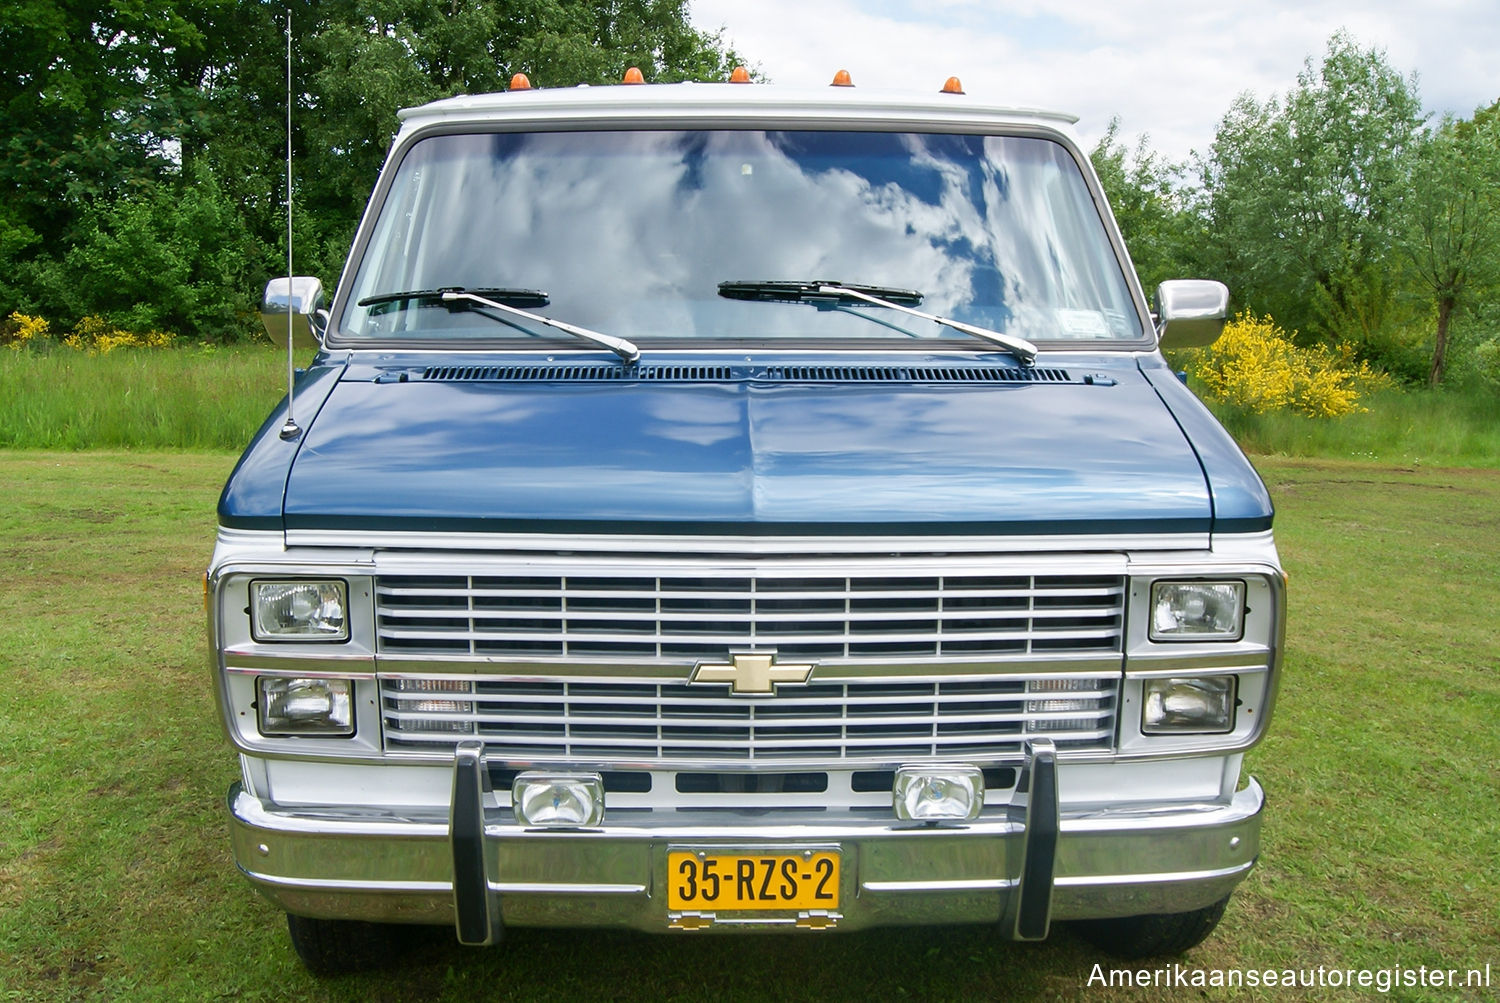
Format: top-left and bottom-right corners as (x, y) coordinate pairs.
(667, 851), (840, 910)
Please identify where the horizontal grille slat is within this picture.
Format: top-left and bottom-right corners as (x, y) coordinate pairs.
(380, 675), (1118, 764)
(377, 604), (1118, 624)
(376, 570), (1125, 661)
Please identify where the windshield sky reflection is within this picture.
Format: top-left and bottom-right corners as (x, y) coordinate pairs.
(342, 130), (1140, 344)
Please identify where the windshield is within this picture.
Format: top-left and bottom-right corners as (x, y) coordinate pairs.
(338, 129), (1143, 345)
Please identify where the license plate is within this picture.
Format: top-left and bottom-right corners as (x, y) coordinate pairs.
(667, 850), (840, 910)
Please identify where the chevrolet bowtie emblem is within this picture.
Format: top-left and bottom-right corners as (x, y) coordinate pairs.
(690, 652), (816, 694)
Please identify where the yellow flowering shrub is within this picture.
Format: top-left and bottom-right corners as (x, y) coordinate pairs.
(63, 315), (176, 354)
(5, 312), (176, 353)
(1184, 313), (1393, 417)
(3, 312), (51, 350)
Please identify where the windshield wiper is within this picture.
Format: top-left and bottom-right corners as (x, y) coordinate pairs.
(718, 279), (924, 306)
(359, 287), (550, 309)
(717, 280), (1038, 365)
(439, 290), (640, 364)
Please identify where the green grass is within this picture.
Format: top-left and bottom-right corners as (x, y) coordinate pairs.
(1, 348), (1497, 468)
(1203, 386), (1500, 469)
(0, 345), (303, 450)
(0, 451), (1496, 1001)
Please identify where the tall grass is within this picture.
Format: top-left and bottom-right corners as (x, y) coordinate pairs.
(1, 346), (1496, 466)
(1203, 385), (1500, 468)
(0, 345), (293, 449)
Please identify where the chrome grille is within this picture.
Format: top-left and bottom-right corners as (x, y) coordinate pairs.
(380, 674), (1117, 764)
(375, 572), (1125, 660)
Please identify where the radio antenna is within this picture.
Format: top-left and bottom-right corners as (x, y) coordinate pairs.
(278, 8), (301, 440)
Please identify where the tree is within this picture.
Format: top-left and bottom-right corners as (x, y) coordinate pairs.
(1089, 119), (1197, 293)
(1196, 32), (1424, 340)
(1397, 107), (1500, 386)
(301, 0), (746, 226)
(0, 0), (747, 340)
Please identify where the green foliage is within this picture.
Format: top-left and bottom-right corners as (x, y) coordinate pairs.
(29, 164), (263, 340)
(1089, 118), (1196, 291)
(1197, 33), (1423, 339)
(1396, 106), (1500, 385)
(0, 0), (747, 342)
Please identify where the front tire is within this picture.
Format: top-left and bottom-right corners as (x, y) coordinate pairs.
(1070, 895), (1231, 958)
(285, 914), (400, 975)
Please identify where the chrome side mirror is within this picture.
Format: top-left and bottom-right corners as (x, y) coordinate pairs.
(1154, 280), (1229, 350)
(261, 276), (327, 349)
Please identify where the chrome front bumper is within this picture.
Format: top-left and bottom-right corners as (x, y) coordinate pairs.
(228, 742), (1262, 940)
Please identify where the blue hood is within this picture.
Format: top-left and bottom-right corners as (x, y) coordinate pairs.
(245, 356), (1268, 538)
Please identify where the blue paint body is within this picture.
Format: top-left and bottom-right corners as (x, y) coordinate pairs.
(219, 350), (1272, 538)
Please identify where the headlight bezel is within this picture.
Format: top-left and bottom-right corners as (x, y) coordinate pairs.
(249, 578), (350, 643)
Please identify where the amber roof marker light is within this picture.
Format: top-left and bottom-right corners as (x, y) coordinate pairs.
(831, 69), (854, 87)
(729, 66), (752, 83)
(623, 67), (645, 84)
(941, 76), (965, 94)
(508, 72), (532, 91)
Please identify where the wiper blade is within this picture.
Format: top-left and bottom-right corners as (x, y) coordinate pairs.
(439, 290), (640, 365)
(717, 279), (923, 306)
(358, 287), (550, 308)
(717, 280), (1038, 365)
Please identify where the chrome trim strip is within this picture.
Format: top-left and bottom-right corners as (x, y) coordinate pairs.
(1052, 861), (1253, 887)
(239, 870), (451, 893)
(374, 657), (1123, 677)
(861, 878), (1016, 893)
(488, 882), (647, 895)
(286, 529), (1208, 553)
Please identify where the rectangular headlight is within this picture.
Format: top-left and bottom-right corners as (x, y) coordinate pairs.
(251, 580), (348, 642)
(1149, 580), (1245, 641)
(257, 676), (355, 736)
(1142, 676), (1236, 734)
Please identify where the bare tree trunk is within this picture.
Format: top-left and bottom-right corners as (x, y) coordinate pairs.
(1429, 296), (1454, 388)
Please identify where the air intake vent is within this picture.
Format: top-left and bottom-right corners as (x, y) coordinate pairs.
(420, 365), (736, 382)
(763, 366), (1073, 383)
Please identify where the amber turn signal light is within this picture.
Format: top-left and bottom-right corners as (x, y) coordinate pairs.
(508, 73), (531, 91)
(729, 66), (751, 83)
(941, 76), (964, 94)
(831, 69), (853, 87)
(623, 67), (645, 84)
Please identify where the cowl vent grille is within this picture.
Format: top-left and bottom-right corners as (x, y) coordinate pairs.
(763, 366), (1072, 383)
(415, 365), (1079, 384)
(421, 364), (735, 382)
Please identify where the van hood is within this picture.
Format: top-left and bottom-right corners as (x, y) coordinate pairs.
(264, 358), (1249, 540)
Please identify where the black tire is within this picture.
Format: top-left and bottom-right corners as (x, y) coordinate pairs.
(285, 913), (400, 975)
(1070, 894), (1231, 959)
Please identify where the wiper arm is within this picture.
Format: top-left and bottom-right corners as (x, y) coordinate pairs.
(717, 279), (1039, 365)
(359, 287), (550, 308)
(440, 290), (640, 365)
(718, 279), (924, 306)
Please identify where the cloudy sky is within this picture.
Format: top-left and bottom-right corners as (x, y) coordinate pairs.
(689, 0), (1500, 162)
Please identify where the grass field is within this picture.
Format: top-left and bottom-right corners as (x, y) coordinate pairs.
(0, 346), (299, 450)
(1, 346), (1497, 467)
(0, 451), (1496, 1001)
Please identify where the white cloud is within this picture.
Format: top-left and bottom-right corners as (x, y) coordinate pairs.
(692, 0), (1500, 162)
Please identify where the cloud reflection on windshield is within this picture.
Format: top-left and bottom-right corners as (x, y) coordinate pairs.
(344, 130), (1137, 343)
